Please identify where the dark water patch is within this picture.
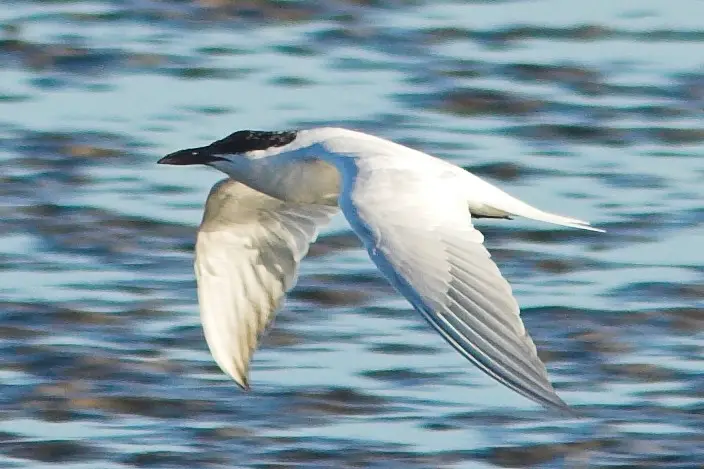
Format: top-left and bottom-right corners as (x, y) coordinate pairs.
(4, 439), (101, 463)
(310, 24), (425, 57)
(524, 306), (651, 328)
(447, 409), (536, 427)
(124, 450), (226, 468)
(420, 24), (615, 48)
(419, 420), (460, 431)
(192, 0), (323, 24)
(600, 363), (680, 383)
(502, 63), (604, 95)
(290, 285), (370, 307)
(474, 24), (704, 45)
(465, 161), (559, 182)
(149, 183), (194, 194)
(0, 36), (180, 81)
(165, 66), (249, 80)
(181, 105), (234, 115)
(568, 330), (633, 355)
(406, 82), (703, 148)
(515, 306), (654, 369)
(622, 104), (691, 119)
(594, 171), (668, 190)
(190, 425), (255, 442)
(22, 398), (87, 423)
(333, 55), (408, 72)
(256, 322), (362, 356)
(612, 282), (704, 303)
(196, 45), (248, 56)
(71, 395), (211, 420)
(488, 246), (604, 278)
(269, 75), (315, 87)
(363, 305), (425, 321)
(0, 37), (118, 72)
(360, 367), (446, 385)
(473, 438), (614, 468)
(433, 59), (486, 80)
(434, 88), (546, 116)
(17, 203), (194, 264)
(308, 271), (390, 290)
(659, 307), (704, 332)
(150, 324), (208, 349)
(397, 133), (482, 155)
(288, 387), (392, 416)
(644, 127), (704, 145)
(271, 43), (318, 57)
(50, 307), (125, 326)
(421, 26), (475, 44)
(605, 82), (686, 102)
(1, 302), (123, 328)
(61, 353), (180, 384)
(2, 0), (333, 32)
(7, 343), (165, 387)
(531, 257), (585, 274)
(4, 130), (139, 165)
(369, 342), (441, 355)
(474, 24), (611, 43)
(260, 328), (306, 348)
(510, 123), (629, 146)
(0, 324), (43, 340)
(0, 431), (21, 443)
(673, 72), (704, 109)
(119, 305), (176, 321)
(264, 448), (339, 466)
(263, 444), (472, 469)
(0, 93), (31, 102)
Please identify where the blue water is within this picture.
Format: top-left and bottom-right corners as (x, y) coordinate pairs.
(1, 0), (703, 467)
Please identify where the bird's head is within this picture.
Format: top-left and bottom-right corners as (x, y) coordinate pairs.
(158, 130), (299, 169)
(158, 128), (348, 204)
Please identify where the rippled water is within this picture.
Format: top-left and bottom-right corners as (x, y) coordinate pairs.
(1, 0), (703, 467)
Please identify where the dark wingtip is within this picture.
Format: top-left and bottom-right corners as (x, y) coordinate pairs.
(237, 378), (251, 392)
(550, 401), (583, 418)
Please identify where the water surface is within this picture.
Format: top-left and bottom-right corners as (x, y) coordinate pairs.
(1, 0), (703, 467)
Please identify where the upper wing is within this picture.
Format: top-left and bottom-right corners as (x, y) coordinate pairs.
(195, 179), (337, 388)
(337, 167), (571, 413)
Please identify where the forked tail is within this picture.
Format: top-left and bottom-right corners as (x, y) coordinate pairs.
(503, 203), (605, 232)
(464, 173), (605, 232)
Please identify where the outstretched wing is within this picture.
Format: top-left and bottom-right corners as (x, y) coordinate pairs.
(195, 179), (337, 388)
(337, 166), (571, 413)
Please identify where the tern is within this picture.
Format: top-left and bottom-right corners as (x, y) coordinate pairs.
(159, 127), (603, 413)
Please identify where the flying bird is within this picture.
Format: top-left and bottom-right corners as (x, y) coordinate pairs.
(159, 127), (603, 413)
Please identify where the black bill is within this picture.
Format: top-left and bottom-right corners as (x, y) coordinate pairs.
(157, 147), (224, 165)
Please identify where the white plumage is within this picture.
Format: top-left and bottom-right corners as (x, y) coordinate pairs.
(195, 179), (337, 389)
(159, 127), (604, 413)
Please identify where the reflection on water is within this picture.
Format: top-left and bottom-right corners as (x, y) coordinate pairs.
(1, 0), (702, 467)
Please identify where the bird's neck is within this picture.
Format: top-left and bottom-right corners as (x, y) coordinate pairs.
(212, 153), (341, 206)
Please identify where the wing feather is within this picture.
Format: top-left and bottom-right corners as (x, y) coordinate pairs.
(336, 165), (571, 413)
(195, 179), (337, 388)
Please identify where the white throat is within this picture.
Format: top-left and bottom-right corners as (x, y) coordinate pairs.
(210, 147), (341, 206)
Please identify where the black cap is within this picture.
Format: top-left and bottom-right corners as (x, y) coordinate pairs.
(158, 130), (297, 165)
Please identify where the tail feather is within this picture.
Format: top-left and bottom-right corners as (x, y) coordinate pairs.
(510, 205), (605, 232)
(464, 173), (605, 233)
